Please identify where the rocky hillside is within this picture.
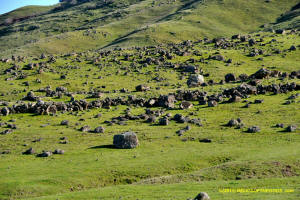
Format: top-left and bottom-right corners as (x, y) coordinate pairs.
(0, 1), (299, 200)
(0, 29), (299, 200)
(0, 0), (299, 57)
(270, 2), (300, 30)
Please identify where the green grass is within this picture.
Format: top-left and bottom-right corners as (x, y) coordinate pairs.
(0, 0), (299, 57)
(27, 177), (300, 200)
(0, 31), (299, 199)
(0, 5), (56, 25)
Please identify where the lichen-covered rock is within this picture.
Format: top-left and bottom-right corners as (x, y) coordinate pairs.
(113, 132), (139, 149)
(187, 74), (204, 87)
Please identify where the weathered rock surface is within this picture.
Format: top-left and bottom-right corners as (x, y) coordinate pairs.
(113, 132), (139, 149)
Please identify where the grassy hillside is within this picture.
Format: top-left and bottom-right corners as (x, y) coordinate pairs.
(0, 30), (299, 199)
(270, 2), (300, 30)
(0, 5), (56, 25)
(0, 1), (299, 200)
(0, 0), (299, 57)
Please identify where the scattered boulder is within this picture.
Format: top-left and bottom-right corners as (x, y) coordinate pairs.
(194, 192), (210, 200)
(180, 101), (193, 109)
(23, 91), (39, 101)
(136, 84), (150, 92)
(208, 100), (218, 107)
(60, 120), (69, 126)
(276, 123), (284, 128)
(173, 114), (188, 123)
(228, 95), (242, 103)
(0, 129), (13, 135)
(146, 115), (157, 123)
(199, 138), (212, 143)
(53, 149), (65, 154)
(94, 126), (105, 133)
(211, 54), (225, 61)
(80, 125), (90, 132)
(225, 73), (236, 83)
(94, 113), (102, 118)
(7, 124), (17, 129)
(289, 45), (296, 51)
(187, 74), (205, 87)
(250, 68), (271, 79)
(22, 147), (35, 155)
(275, 29), (286, 35)
(158, 95), (176, 108)
(1, 107), (10, 116)
(247, 126), (260, 133)
(37, 151), (52, 157)
(181, 65), (198, 73)
(254, 99), (264, 104)
(227, 119), (239, 127)
(248, 38), (256, 46)
(159, 117), (169, 125)
(286, 125), (297, 132)
(113, 132), (139, 149)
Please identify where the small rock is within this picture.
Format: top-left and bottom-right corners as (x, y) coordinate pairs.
(208, 100), (217, 107)
(60, 120), (69, 126)
(286, 125), (297, 132)
(136, 84), (150, 92)
(0, 129), (13, 135)
(22, 147), (35, 155)
(187, 74), (205, 87)
(180, 101), (193, 109)
(37, 151), (52, 157)
(80, 125), (90, 132)
(227, 119), (239, 127)
(194, 192), (210, 200)
(276, 123), (284, 128)
(254, 99), (264, 104)
(94, 126), (105, 133)
(199, 138), (212, 143)
(53, 149), (65, 154)
(225, 73), (236, 83)
(247, 126), (260, 133)
(159, 117), (169, 125)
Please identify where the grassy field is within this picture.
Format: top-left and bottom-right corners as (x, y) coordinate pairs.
(0, 29), (299, 200)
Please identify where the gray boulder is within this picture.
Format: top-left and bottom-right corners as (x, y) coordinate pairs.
(227, 119), (239, 127)
(37, 151), (52, 157)
(113, 132), (139, 149)
(180, 101), (193, 109)
(136, 84), (150, 92)
(208, 100), (218, 107)
(286, 125), (297, 132)
(60, 120), (69, 126)
(22, 147), (35, 155)
(247, 126), (260, 133)
(80, 125), (90, 132)
(94, 126), (105, 133)
(159, 117), (169, 125)
(187, 74), (205, 87)
(1, 107), (9, 116)
(225, 73), (236, 82)
(53, 149), (65, 154)
(194, 192), (210, 200)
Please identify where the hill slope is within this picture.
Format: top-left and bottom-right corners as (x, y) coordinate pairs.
(0, 1), (299, 200)
(0, 0), (299, 57)
(0, 29), (299, 200)
(270, 2), (300, 30)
